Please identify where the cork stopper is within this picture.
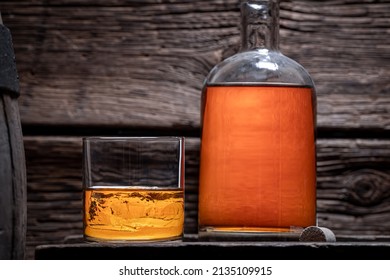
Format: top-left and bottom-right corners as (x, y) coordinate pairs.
(299, 226), (336, 242)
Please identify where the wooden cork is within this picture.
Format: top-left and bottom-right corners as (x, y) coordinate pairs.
(299, 226), (337, 242)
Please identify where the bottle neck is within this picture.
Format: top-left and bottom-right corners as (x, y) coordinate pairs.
(240, 0), (280, 51)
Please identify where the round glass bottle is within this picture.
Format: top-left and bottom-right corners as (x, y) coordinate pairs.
(198, 0), (317, 240)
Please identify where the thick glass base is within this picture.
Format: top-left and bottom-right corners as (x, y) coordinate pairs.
(198, 226), (303, 241)
(83, 233), (183, 243)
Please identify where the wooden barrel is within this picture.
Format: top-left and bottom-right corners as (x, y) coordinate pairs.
(0, 14), (27, 260)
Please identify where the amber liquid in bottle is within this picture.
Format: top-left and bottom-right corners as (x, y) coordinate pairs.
(84, 187), (184, 241)
(198, 84), (316, 233)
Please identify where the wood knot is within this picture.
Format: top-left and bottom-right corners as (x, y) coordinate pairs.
(299, 226), (336, 242)
(344, 169), (390, 207)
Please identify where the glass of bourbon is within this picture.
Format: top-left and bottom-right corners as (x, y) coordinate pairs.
(82, 136), (185, 242)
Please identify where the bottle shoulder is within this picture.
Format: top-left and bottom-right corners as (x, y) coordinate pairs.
(205, 49), (315, 88)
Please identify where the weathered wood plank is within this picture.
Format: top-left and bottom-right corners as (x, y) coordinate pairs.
(24, 136), (390, 259)
(34, 241), (390, 260)
(316, 139), (390, 236)
(0, 95), (27, 260)
(0, 0), (388, 130)
(0, 96), (27, 260)
(0, 20), (27, 260)
(1, 0), (388, 261)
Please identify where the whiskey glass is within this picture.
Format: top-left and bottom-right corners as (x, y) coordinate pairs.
(82, 137), (185, 242)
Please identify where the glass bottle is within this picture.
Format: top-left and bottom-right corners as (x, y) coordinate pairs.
(198, 0), (317, 240)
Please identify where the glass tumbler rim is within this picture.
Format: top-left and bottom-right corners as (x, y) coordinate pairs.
(82, 136), (185, 142)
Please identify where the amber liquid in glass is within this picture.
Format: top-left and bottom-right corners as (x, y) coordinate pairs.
(198, 84), (316, 233)
(84, 187), (184, 241)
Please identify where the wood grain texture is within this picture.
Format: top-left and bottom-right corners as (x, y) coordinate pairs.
(0, 0), (388, 260)
(0, 94), (27, 260)
(316, 139), (390, 236)
(24, 136), (390, 259)
(0, 20), (26, 260)
(0, 95), (13, 260)
(35, 240), (390, 260)
(0, 0), (388, 130)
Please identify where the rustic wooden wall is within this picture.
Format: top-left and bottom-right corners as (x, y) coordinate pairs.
(0, 0), (389, 259)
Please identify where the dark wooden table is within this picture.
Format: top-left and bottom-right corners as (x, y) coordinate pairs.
(35, 234), (390, 260)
